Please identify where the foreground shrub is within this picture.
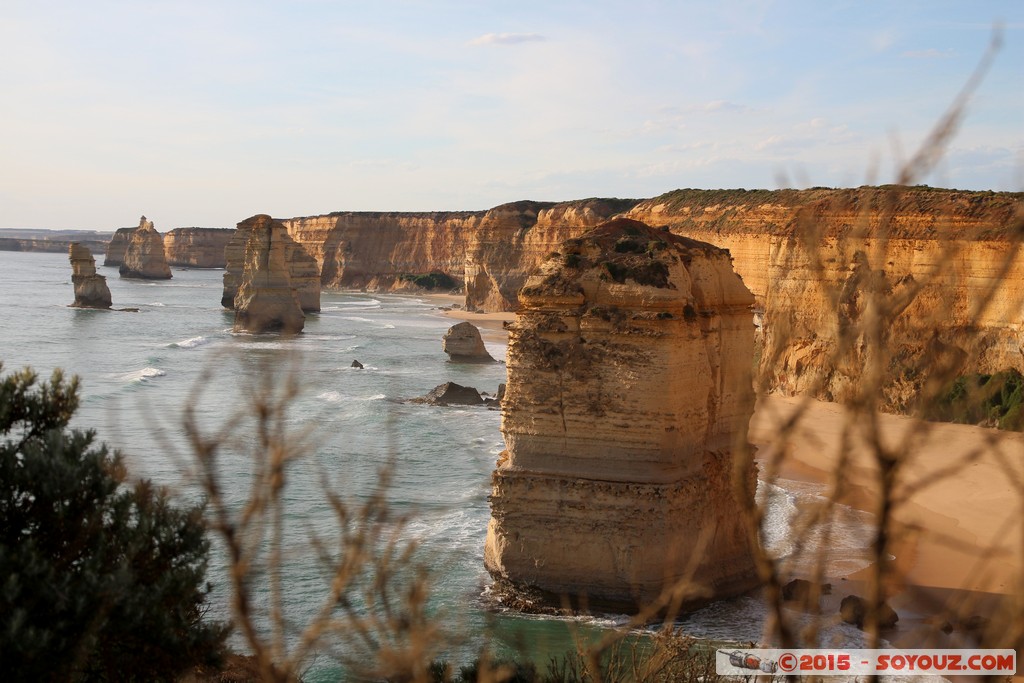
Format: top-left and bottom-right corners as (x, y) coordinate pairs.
(0, 363), (228, 681)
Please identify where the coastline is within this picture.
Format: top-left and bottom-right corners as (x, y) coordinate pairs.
(750, 395), (1023, 645)
(419, 294), (1021, 644)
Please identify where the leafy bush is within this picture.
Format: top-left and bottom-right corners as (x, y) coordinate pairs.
(925, 369), (1024, 430)
(0, 363), (228, 681)
(399, 272), (459, 291)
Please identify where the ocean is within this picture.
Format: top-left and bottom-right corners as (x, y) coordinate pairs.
(0, 249), (880, 680)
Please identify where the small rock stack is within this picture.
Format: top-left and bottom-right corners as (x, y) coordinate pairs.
(68, 243), (112, 309)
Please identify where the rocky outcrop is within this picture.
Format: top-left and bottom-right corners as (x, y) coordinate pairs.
(223, 218), (320, 311)
(104, 227), (136, 266)
(463, 199), (640, 311)
(232, 215), (305, 334)
(119, 217), (171, 279)
(163, 228), (233, 267)
(484, 218), (760, 612)
(442, 322), (495, 363)
(68, 243), (112, 309)
(410, 382), (484, 406)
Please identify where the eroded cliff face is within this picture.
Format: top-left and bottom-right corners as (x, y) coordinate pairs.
(233, 215), (305, 334)
(164, 228), (233, 268)
(463, 199), (640, 311)
(281, 211), (479, 293)
(120, 217), (171, 280)
(68, 243), (112, 309)
(485, 218), (759, 611)
(223, 218), (320, 312)
(627, 188), (1024, 410)
(104, 227), (135, 267)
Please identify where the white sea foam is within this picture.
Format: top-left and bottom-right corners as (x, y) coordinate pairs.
(317, 390), (343, 403)
(121, 367), (166, 383)
(147, 302), (166, 307)
(170, 335), (211, 349)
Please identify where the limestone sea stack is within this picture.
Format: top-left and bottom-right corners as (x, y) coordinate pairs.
(232, 215), (305, 334)
(119, 217), (171, 279)
(442, 321), (495, 363)
(484, 218), (760, 612)
(68, 243), (112, 309)
(103, 226), (135, 267)
(223, 219), (320, 312)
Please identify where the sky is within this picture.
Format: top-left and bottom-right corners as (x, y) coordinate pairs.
(1, 1), (1021, 230)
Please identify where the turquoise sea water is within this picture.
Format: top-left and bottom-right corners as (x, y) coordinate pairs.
(0, 250), (878, 680)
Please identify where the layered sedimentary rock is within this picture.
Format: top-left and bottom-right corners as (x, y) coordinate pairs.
(485, 218), (759, 611)
(68, 243), (112, 309)
(232, 215), (305, 334)
(119, 217), (171, 279)
(626, 188), (1024, 410)
(463, 199), (640, 311)
(442, 322), (495, 363)
(223, 218), (320, 311)
(163, 228), (233, 267)
(104, 227), (136, 266)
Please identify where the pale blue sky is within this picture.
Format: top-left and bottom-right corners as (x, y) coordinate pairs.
(1, 1), (1021, 229)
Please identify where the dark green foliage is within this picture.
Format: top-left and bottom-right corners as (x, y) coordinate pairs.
(613, 238), (643, 254)
(399, 272), (459, 291)
(0, 363), (228, 682)
(926, 369), (1024, 430)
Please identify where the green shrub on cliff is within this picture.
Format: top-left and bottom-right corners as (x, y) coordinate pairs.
(0, 363), (228, 681)
(926, 369), (1024, 430)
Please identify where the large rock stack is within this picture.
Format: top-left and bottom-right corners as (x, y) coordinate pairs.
(119, 217), (171, 279)
(103, 226), (135, 267)
(68, 243), (112, 309)
(232, 215), (305, 334)
(223, 219), (320, 312)
(484, 218), (760, 612)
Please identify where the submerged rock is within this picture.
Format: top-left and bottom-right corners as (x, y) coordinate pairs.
(119, 216), (171, 279)
(68, 243), (112, 309)
(442, 321), (495, 363)
(232, 215), (305, 334)
(485, 218), (760, 613)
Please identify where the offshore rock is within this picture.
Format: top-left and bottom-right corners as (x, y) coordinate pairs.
(232, 215), (305, 334)
(485, 217), (760, 612)
(119, 217), (171, 279)
(223, 218), (320, 311)
(163, 228), (233, 267)
(410, 382), (484, 406)
(442, 321), (495, 363)
(103, 226), (136, 267)
(68, 243), (112, 309)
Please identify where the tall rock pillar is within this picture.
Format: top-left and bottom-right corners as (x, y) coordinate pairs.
(68, 243), (112, 309)
(484, 218), (760, 612)
(232, 214), (306, 334)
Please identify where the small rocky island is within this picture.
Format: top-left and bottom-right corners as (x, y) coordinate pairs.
(68, 243), (112, 309)
(485, 218), (760, 612)
(442, 321), (495, 363)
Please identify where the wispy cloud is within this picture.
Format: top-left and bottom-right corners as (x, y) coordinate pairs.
(468, 32), (546, 46)
(901, 48), (956, 59)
